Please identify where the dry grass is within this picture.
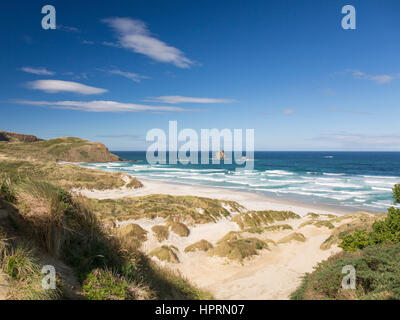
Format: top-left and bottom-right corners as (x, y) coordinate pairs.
(208, 232), (268, 262)
(152, 225), (170, 242)
(278, 232), (306, 244)
(169, 222), (190, 237)
(184, 240), (213, 253)
(232, 210), (300, 230)
(0, 159), (141, 191)
(87, 194), (242, 224)
(320, 212), (383, 250)
(149, 246), (180, 263)
(117, 224), (148, 248)
(299, 220), (335, 230)
(0, 137), (120, 162)
(245, 224), (293, 234)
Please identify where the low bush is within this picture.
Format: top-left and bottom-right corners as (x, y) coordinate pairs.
(291, 244), (400, 300)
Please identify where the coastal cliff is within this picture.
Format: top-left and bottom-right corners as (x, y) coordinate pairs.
(0, 131), (121, 162)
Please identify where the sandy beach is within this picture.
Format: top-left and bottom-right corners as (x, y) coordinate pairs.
(73, 177), (365, 300)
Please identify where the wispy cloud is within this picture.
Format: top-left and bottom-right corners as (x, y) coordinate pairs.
(57, 25), (80, 33)
(108, 69), (150, 83)
(282, 109), (295, 115)
(314, 133), (400, 148)
(20, 67), (55, 76)
(81, 40), (95, 45)
(102, 17), (194, 68)
(26, 80), (107, 94)
(144, 96), (235, 104)
(13, 99), (194, 113)
(340, 69), (398, 84)
(327, 109), (370, 115)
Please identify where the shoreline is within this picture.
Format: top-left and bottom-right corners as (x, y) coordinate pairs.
(77, 177), (359, 216)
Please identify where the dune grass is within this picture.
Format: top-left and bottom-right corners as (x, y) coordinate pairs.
(184, 240), (213, 253)
(149, 246), (180, 263)
(87, 194), (242, 224)
(0, 159), (141, 191)
(278, 232), (306, 244)
(117, 224), (148, 248)
(169, 221), (190, 237)
(320, 212), (382, 250)
(152, 225), (170, 242)
(299, 220), (335, 230)
(208, 231), (268, 262)
(232, 210), (300, 230)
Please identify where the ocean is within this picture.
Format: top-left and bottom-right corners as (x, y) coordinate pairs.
(81, 151), (400, 212)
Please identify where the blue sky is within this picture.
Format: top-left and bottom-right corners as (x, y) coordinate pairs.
(1, 0), (400, 151)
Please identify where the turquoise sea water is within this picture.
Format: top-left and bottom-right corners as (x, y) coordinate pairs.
(81, 151), (400, 212)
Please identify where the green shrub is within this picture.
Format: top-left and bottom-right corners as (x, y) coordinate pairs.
(393, 184), (400, 203)
(82, 269), (129, 300)
(291, 244), (400, 300)
(340, 207), (400, 251)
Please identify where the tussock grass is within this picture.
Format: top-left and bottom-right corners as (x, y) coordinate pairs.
(150, 246), (180, 263)
(232, 210), (300, 230)
(152, 225), (170, 242)
(0, 159), (140, 191)
(320, 213), (382, 250)
(87, 194), (241, 224)
(299, 220), (335, 230)
(169, 222), (190, 237)
(245, 224), (293, 234)
(278, 232), (306, 244)
(1, 244), (63, 300)
(208, 231), (268, 262)
(184, 240), (213, 253)
(117, 224), (148, 248)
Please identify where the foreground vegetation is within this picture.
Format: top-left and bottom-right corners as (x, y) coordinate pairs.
(0, 175), (212, 300)
(291, 185), (400, 300)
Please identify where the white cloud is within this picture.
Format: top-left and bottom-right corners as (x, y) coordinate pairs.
(144, 96), (235, 104)
(282, 109), (295, 115)
(26, 80), (108, 94)
(345, 69), (396, 84)
(109, 70), (150, 83)
(102, 17), (194, 68)
(20, 67), (55, 75)
(14, 99), (192, 113)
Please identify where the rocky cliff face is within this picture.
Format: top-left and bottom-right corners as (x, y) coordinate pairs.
(0, 131), (43, 143)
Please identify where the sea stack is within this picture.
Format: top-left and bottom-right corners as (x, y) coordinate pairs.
(215, 150), (225, 160)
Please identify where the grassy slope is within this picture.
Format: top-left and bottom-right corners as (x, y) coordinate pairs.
(0, 159), (142, 191)
(0, 177), (212, 300)
(0, 137), (120, 162)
